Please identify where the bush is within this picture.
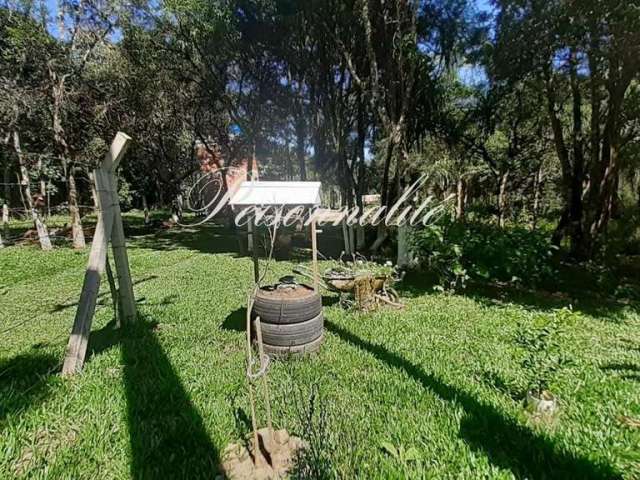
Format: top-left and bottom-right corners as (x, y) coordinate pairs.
(411, 218), (557, 290)
(515, 308), (576, 394)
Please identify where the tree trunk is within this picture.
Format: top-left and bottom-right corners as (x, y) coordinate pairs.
(13, 130), (52, 250)
(342, 220), (352, 255)
(498, 171), (509, 228)
(295, 113), (306, 181)
(397, 224), (412, 268)
(380, 137), (395, 209)
(156, 178), (164, 207)
(68, 170), (86, 249)
(567, 55), (586, 258)
(456, 177), (466, 221)
(88, 171), (99, 210)
(142, 194), (150, 225)
(372, 133), (398, 252)
(2, 204), (8, 239)
(531, 164), (544, 230)
(2, 163), (9, 239)
(3, 161), (9, 209)
(353, 94), (367, 251)
(172, 193), (184, 221)
(37, 156), (47, 218)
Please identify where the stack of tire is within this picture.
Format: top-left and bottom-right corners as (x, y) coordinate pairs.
(251, 283), (324, 357)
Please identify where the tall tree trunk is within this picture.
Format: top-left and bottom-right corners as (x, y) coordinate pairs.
(50, 64), (85, 248)
(13, 131), (52, 250)
(3, 162), (9, 240)
(355, 104), (366, 250)
(397, 224), (411, 268)
(88, 171), (99, 210)
(456, 177), (466, 221)
(285, 140), (293, 180)
(371, 135), (397, 252)
(380, 137), (395, 209)
(498, 171), (509, 228)
(142, 194), (150, 225)
(2, 204), (8, 240)
(68, 169), (85, 248)
(568, 54), (586, 258)
(544, 63), (573, 247)
(3, 160), (9, 208)
(531, 163), (544, 230)
(295, 114), (306, 180)
(37, 156), (47, 218)
(156, 178), (164, 207)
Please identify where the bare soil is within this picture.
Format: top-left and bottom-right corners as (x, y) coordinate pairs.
(257, 284), (315, 300)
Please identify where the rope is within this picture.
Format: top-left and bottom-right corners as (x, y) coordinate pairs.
(246, 352), (270, 380)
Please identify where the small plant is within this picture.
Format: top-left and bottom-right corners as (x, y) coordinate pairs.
(289, 383), (335, 480)
(516, 308), (575, 396)
(380, 442), (421, 472)
(323, 257), (399, 280)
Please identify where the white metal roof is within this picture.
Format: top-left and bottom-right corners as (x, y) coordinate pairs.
(229, 181), (322, 206)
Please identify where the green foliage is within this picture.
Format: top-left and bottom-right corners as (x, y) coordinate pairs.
(412, 218), (558, 290)
(323, 257), (398, 279)
(516, 308), (576, 394)
(380, 442), (421, 463)
(411, 220), (468, 291)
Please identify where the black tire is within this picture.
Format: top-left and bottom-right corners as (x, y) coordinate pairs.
(252, 285), (321, 324)
(262, 333), (324, 358)
(257, 313), (323, 346)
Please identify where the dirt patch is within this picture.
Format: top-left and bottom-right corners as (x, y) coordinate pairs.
(257, 284), (315, 300)
(219, 428), (306, 480)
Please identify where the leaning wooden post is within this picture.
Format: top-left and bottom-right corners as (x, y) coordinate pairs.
(62, 133), (133, 375)
(62, 169), (116, 374)
(252, 218), (260, 284)
(107, 134), (136, 324)
(311, 217), (319, 292)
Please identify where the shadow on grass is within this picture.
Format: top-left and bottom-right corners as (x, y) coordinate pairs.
(130, 223), (242, 256)
(0, 352), (59, 423)
(125, 216), (347, 263)
(120, 316), (219, 478)
(600, 363), (640, 382)
(222, 308), (246, 332)
(325, 320), (621, 479)
(397, 270), (637, 320)
(50, 275), (159, 313)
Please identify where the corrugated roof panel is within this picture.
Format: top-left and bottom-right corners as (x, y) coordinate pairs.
(229, 181), (322, 206)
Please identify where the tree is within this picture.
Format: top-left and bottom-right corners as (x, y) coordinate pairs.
(0, 6), (54, 250)
(494, 0), (640, 258)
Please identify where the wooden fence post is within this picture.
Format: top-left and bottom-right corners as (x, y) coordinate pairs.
(107, 134), (136, 324)
(311, 218), (319, 292)
(62, 132), (134, 375)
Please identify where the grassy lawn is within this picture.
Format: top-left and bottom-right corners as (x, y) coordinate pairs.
(1, 213), (639, 479)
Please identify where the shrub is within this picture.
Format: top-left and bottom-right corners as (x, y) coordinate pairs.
(411, 218), (557, 290)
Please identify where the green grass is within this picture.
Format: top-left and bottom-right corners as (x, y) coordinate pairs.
(1, 213), (639, 479)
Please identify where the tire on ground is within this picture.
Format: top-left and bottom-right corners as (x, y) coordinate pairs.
(257, 313), (323, 346)
(252, 285), (321, 324)
(262, 333), (324, 358)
